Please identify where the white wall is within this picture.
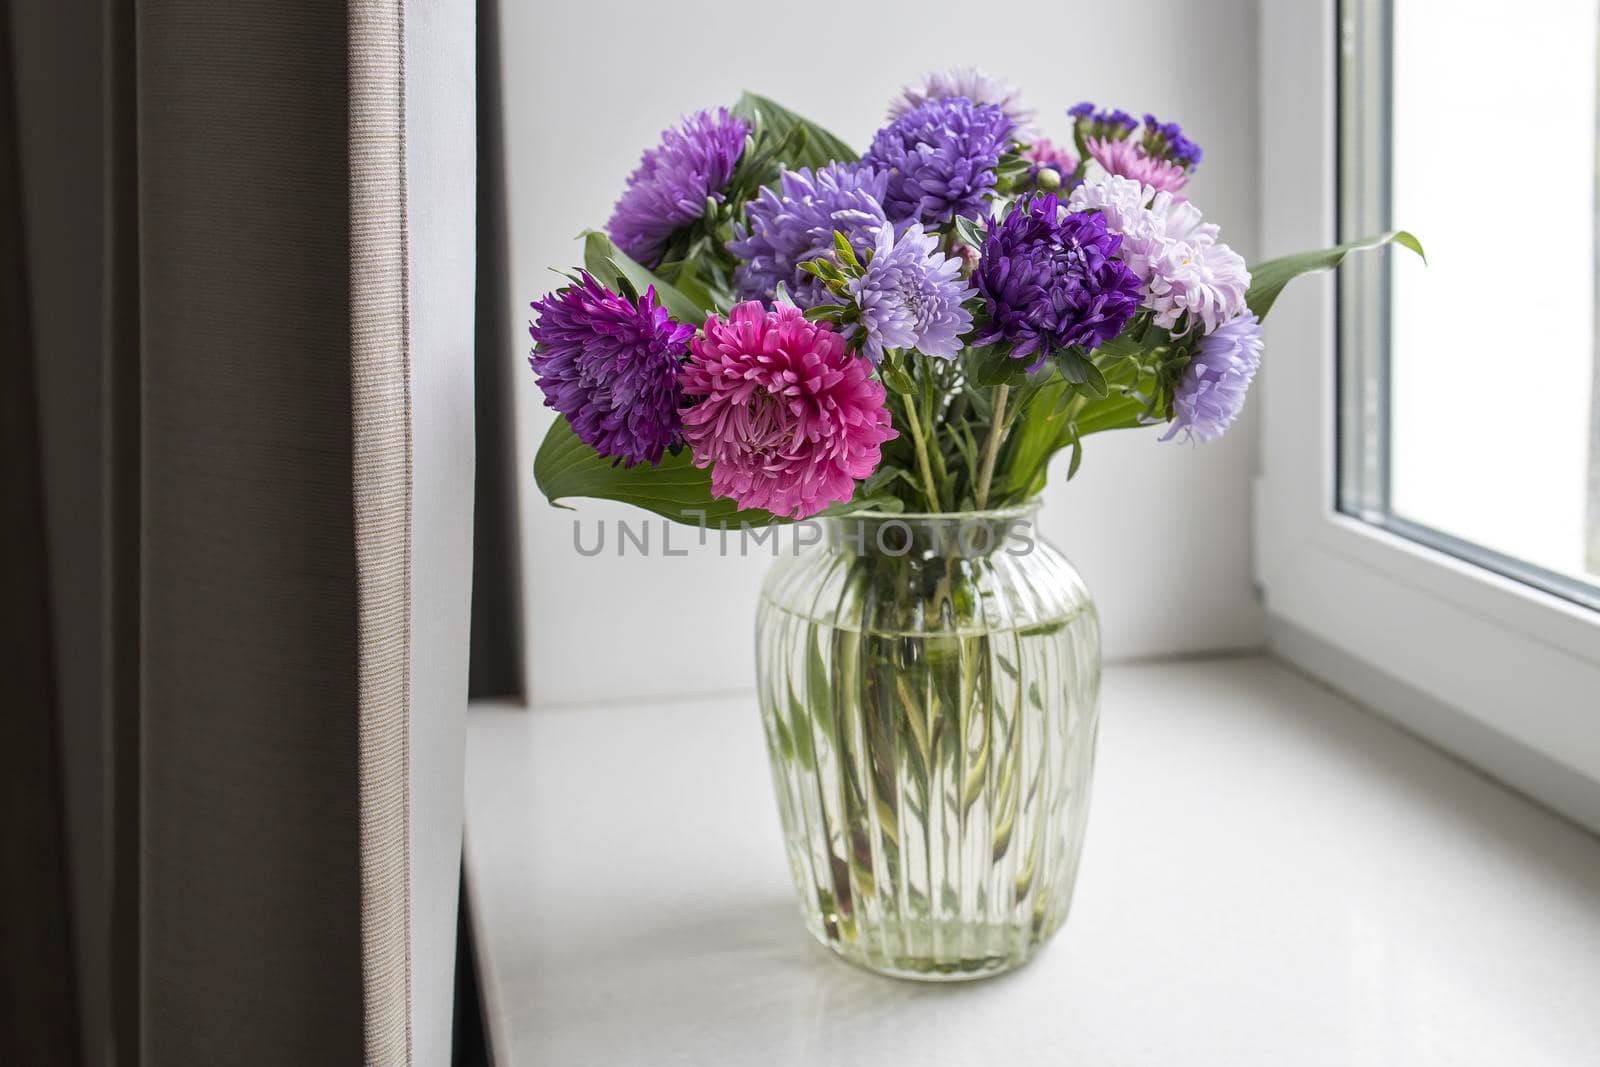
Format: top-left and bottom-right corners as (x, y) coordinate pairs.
(501, 0), (1263, 707)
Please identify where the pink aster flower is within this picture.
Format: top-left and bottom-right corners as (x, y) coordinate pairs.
(1087, 137), (1190, 196)
(679, 303), (897, 519)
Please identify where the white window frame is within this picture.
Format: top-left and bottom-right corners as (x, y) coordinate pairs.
(1256, 1), (1600, 831)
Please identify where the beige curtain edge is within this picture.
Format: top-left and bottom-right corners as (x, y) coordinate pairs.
(349, 0), (413, 1063)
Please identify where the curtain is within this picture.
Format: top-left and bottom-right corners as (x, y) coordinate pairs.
(15, 1), (476, 1063)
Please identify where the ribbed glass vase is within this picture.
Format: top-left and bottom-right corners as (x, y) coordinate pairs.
(755, 502), (1101, 980)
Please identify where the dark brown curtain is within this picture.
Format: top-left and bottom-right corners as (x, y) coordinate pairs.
(0, 2), (81, 1062)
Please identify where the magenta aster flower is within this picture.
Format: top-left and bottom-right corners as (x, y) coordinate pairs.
(889, 66), (1037, 137)
(528, 273), (692, 466)
(606, 108), (749, 267)
(1086, 137), (1189, 195)
(679, 302), (897, 519)
(727, 163), (889, 304)
(1162, 311), (1263, 444)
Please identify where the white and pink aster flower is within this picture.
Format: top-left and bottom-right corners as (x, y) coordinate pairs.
(1068, 175), (1248, 335)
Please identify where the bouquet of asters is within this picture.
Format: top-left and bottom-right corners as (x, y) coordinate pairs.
(528, 69), (1417, 524)
(525, 69), (1419, 981)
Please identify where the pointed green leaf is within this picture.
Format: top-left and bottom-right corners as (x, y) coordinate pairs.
(582, 231), (709, 324)
(1247, 230), (1425, 321)
(534, 416), (783, 528)
(964, 344), (1032, 387)
(731, 92), (858, 168)
(832, 230), (862, 272)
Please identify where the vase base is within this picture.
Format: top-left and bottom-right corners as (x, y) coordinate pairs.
(804, 916), (1057, 982)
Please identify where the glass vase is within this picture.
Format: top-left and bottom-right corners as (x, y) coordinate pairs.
(755, 502), (1101, 981)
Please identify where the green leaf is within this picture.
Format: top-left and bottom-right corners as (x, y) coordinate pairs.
(788, 683), (815, 771)
(964, 344), (1031, 387)
(1247, 230), (1425, 321)
(1074, 394), (1147, 436)
(951, 215), (986, 249)
(1066, 435), (1084, 480)
(582, 231), (709, 324)
(534, 416), (783, 528)
(820, 494), (904, 516)
(881, 363), (915, 396)
(806, 627), (835, 739)
(1054, 349), (1108, 398)
(731, 92), (858, 169)
(832, 230), (862, 272)
(660, 255), (720, 314)
(801, 303), (849, 322)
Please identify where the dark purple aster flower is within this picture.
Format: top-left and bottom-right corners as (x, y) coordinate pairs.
(1141, 113), (1203, 169)
(727, 163), (889, 304)
(606, 108), (750, 267)
(1069, 102), (1138, 141)
(528, 273), (694, 466)
(973, 195), (1142, 364)
(862, 97), (1016, 227)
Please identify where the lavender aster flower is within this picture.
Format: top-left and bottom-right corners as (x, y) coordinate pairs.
(973, 194), (1142, 364)
(863, 98), (1017, 228)
(890, 66), (1036, 137)
(1162, 311), (1263, 443)
(727, 163), (889, 304)
(528, 273), (693, 465)
(606, 108), (749, 267)
(847, 222), (975, 362)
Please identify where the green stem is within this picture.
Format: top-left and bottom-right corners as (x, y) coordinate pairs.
(974, 384), (1010, 510)
(899, 392), (942, 512)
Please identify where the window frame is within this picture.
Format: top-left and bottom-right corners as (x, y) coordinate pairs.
(1256, 0), (1600, 828)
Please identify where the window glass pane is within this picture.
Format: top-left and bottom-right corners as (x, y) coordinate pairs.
(1341, 0), (1600, 605)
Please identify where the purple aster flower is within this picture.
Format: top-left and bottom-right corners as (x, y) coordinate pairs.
(1141, 113), (1202, 169)
(889, 66), (1037, 137)
(528, 273), (694, 465)
(1161, 311), (1263, 444)
(846, 222), (975, 363)
(606, 108), (749, 267)
(727, 163), (889, 304)
(973, 194), (1142, 364)
(1069, 102), (1138, 141)
(863, 98), (1016, 228)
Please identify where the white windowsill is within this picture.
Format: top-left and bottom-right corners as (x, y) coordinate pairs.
(463, 657), (1600, 1066)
